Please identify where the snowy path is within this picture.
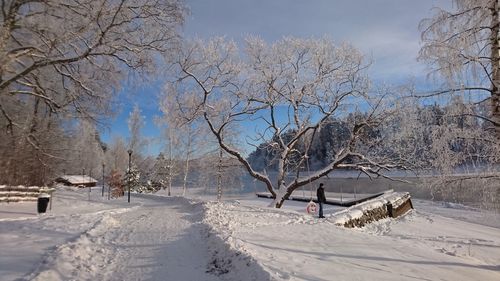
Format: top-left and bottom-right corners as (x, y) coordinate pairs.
(29, 194), (220, 281)
(2, 187), (499, 281)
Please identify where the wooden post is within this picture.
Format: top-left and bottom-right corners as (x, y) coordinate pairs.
(387, 203), (394, 218)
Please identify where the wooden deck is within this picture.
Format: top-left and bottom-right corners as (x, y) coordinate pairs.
(256, 190), (390, 207)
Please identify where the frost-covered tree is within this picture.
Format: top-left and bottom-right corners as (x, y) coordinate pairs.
(419, 1), (500, 205)
(125, 165), (141, 193)
(168, 37), (407, 208)
(158, 87), (185, 195)
(106, 136), (129, 172)
(190, 152), (244, 198)
(0, 96), (69, 185)
(419, 0), (500, 136)
(389, 97), (500, 210)
(124, 105), (149, 194)
(127, 104), (147, 155)
(159, 127), (179, 196)
(151, 153), (168, 189)
(1, 0), (185, 131)
(71, 120), (105, 174)
(1, 0), (185, 120)
(0, 0), (185, 185)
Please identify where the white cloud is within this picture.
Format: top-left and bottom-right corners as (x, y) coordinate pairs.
(183, 0), (451, 83)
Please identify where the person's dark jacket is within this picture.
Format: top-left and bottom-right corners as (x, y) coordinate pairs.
(317, 186), (326, 203)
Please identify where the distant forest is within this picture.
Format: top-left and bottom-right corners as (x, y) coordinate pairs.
(247, 101), (492, 172)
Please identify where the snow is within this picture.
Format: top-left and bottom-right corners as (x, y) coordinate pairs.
(329, 191), (409, 225)
(0, 186), (499, 281)
(202, 197), (500, 280)
(0, 185), (42, 191)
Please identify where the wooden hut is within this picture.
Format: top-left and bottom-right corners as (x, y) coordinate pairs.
(55, 175), (97, 187)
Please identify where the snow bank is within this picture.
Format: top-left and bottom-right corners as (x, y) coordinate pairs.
(198, 201), (273, 280)
(200, 196), (500, 281)
(29, 210), (130, 281)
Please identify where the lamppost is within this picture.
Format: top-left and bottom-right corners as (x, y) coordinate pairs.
(127, 149), (132, 203)
(108, 176), (111, 201)
(89, 169), (92, 192)
(102, 163), (105, 197)
(83, 168), (89, 201)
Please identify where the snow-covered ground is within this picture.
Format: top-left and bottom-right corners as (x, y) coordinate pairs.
(0, 186), (498, 281)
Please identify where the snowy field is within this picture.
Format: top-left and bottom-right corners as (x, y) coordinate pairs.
(0, 186), (499, 281)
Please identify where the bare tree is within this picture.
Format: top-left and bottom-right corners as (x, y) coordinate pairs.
(392, 96), (500, 210)
(1, 0), (184, 123)
(73, 119), (105, 175)
(419, 0), (500, 136)
(0, 0), (184, 185)
(191, 152), (245, 198)
(0, 95), (69, 185)
(105, 135), (128, 173)
(158, 86), (183, 195)
(157, 93), (179, 196)
(167, 37), (406, 208)
(127, 104), (147, 154)
(419, 1), (500, 207)
(160, 79), (248, 199)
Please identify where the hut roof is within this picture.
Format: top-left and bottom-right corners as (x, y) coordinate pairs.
(56, 175), (98, 185)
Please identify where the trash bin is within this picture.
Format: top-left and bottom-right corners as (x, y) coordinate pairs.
(37, 193), (50, 213)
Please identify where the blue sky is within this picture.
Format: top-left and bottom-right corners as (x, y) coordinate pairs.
(101, 0), (450, 155)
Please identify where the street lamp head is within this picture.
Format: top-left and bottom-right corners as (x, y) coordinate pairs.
(127, 149), (133, 156)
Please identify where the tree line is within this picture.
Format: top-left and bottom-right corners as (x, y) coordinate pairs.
(247, 100), (498, 175)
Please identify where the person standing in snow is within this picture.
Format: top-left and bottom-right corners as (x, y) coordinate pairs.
(317, 183), (326, 218)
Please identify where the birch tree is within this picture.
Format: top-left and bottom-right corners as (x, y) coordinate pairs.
(157, 89), (182, 196)
(391, 97), (500, 210)
(105, 135), (128, 172)
(419, 0), (500, 200)
(176, 121), (208, 196)
(160, 81), (246, 198)
(168, 37), (407, 208)
(127, 104), (147, 154)
(419, 0), (500, 136)
(73, 119), (105, 174)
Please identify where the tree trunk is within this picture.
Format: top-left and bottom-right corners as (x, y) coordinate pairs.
(217, 147), (223, 201)
(276, 188), (294, 208)
(182, 127), (192, 196)
(10, 136), (18, 185)
(167, 128), (173, 196)
(491, 0), (500, 137)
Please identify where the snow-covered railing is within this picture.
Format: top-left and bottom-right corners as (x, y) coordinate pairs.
(0, 185), (52, 203)
(331, 191), (413, 228)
